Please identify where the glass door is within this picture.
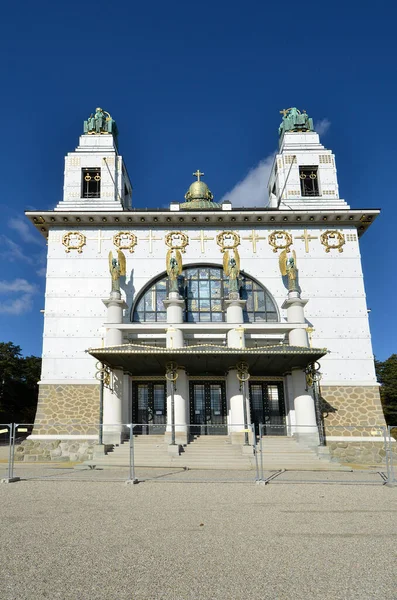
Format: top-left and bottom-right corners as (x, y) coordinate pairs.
(249, 382), (286, 435)
(132, 382), (167, 434)
(189, 382), (227, 435)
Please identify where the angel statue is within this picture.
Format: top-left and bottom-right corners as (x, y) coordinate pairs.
(166, 248), (182, 294)
(108, 250), (126, 294)
(223, 248), (240, 296)
(279, 249), (298, 292)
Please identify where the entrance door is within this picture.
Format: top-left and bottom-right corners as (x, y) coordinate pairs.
(249, 382), (286, 436)
(189, 382), (227, 435)
(132, 382), (167, 434)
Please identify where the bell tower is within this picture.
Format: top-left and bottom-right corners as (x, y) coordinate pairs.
(55, 107), (132, 212)
(267, 107), (348, 210)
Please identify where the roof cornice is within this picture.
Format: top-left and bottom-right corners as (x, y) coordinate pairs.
(25, 208), (380, 239)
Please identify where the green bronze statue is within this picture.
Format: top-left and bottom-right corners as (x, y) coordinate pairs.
(84, 107), (118, 138)
(278, 108), (314, 137)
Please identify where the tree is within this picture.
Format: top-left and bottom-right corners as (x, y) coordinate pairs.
(0, 342), (41, 423)
(375, 354), (397, 427)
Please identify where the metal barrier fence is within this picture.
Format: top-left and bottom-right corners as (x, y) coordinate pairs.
(1, 422), (396, 486)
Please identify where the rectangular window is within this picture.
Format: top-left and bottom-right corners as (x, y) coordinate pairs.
(82, 168), (101, 198)
(299, 166), (319, 197)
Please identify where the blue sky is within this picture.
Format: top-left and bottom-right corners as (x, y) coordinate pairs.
(0, 0), (394, 360)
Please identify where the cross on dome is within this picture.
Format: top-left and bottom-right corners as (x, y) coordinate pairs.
(193, 169), (204, 182)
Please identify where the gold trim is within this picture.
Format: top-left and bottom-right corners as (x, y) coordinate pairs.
(62, 231), (86, 254)
(268, 231), (293, 253)
(165, 231), (189, 253)
(113, 231), (137, 253)
(320, 230), (345, 253)
(216, 231), (241, 252)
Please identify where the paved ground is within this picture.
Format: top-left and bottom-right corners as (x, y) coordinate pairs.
(0, 475), (396, 600)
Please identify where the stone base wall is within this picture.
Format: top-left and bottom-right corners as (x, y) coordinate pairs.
(320, 385), (386, 436)
(33, 384), (100, 435)
(15, 439), (97, 462)
(328, 441), (396, 466)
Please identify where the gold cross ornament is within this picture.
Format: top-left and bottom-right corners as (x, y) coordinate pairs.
(192, 230), (214, 253)
(294, 229), (318, 253)
(243, 229), (267, 253)
(193, 169), (204, 181)
(142, 230), (162, 254)
(87, 230), (112, 253)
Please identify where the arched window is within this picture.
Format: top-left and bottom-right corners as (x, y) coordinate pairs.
(131, 265), (279, 323)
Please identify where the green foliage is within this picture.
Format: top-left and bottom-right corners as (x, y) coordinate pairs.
(0, 342), (41, 423)
(375, 354), (397, 427)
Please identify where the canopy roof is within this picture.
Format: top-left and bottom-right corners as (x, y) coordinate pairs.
(87, 343), (327, 376)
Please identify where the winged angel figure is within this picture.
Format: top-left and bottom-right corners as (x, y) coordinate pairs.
(279, 249), (298, 292)
(108, 250), (126, 294)
(223, 247), (240, 295)
(166, 248), (183, 293)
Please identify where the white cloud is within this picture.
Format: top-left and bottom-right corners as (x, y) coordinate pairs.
(0, 279), (38, 315)
(8, 217), (43, 245)
(0, 235), (35, 264)
(0, 294), (35, 315)
(220, 154), (275, 208)
(36, 267), (46, 277)
(0, 279), (38, 294)
(314, 118), (331, 136)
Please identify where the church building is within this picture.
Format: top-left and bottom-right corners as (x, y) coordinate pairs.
(22, 106), (386, 465)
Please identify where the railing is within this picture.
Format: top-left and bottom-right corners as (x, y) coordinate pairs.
(0, 423), (395, 486)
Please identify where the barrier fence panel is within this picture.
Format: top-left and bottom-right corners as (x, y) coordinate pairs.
(0, 424), (12, 481)
(386, 426), (397, 485)
(4, 421), (396, 485)
(129, 423), (260, 483)
(257, 424), (392, 485)
(10, 423), (133, 482)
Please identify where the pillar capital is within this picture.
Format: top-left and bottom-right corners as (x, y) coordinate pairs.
(102, 296), (128, 310)
(281, 296), (308, 310)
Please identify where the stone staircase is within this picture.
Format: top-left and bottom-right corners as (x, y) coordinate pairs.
(84, 434), (345, 471)
(258, 436), (345, 470)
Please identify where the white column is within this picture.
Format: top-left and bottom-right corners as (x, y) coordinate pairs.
(166, 368), (188, 445)
(103, 369), (124, 444)
(291, 368), (319, 446)
(102, 292), (128, 444)
(281, 291), (309, 347)
(163, 292), (184, 323)
(226, 369), (245, 441)
(225, 298), (246, 348)
(163, 296), (187, 444)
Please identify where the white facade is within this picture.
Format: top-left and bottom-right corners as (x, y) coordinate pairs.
(26, 110), (382, 448)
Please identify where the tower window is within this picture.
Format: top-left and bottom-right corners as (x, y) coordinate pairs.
(82, 168), (101, 198)
(299, 166), (319, 197)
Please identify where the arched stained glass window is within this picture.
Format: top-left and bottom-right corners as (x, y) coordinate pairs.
(132, 265), (279, 323)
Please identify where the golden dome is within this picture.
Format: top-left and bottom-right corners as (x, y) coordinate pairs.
(184, 180), (214, 202)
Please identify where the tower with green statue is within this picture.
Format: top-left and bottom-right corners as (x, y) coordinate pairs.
(278, 107), (314, 137)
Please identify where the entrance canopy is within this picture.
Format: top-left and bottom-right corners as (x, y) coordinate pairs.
(87, 343), (327, 376)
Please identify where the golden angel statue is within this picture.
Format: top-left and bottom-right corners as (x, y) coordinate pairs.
(223, 247), (240, 296)
(166, 248), (182, 293)
(279, 249), (298, 292)
(108, 250), (126, 293)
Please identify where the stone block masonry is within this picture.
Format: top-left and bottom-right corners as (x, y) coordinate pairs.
(16, 384), (100, 462)
(320, 385), (391, 464)
(33, 384), (100, 435)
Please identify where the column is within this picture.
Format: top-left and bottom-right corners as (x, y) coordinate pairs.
(225, 297), (246, 347)
(163, 293), (188, 445)
(291, 367), (319, 446)
(281, 290), (309, 347)
(102, 292), (128, 444)
(226, 368), (252, 446)
(163, 291), (185, 349)
(166, 368), (188, 445)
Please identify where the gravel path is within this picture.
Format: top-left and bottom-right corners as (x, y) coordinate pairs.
(0, 478), (396, 600)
